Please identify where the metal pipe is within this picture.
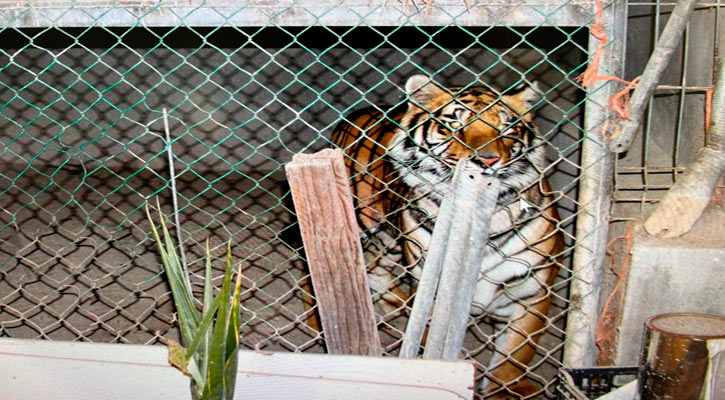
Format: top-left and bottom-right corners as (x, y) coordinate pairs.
(440, 175), (499, 359)
(423, 162), (478, 360)
(0, 1), (597, 28)
(162, 108), (188, 272)
(709, 59), (725, 148)
(607, 0), (698, 153)
(422, 160), (499, 360)
(643, 56), (725, 238)
(564, 0), (626, 368)
(399, 161), (462, 358)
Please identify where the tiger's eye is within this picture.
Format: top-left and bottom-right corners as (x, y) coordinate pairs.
(450, 121), (463, 129)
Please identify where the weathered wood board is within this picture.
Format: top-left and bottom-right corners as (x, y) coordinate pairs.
(286, 148), (381, 356)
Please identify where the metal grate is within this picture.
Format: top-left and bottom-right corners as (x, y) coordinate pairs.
(612, 0), (723, 221)
(0, 1), (641, 398)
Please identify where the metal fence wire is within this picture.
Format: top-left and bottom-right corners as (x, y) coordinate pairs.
(0, 0), (670, 398)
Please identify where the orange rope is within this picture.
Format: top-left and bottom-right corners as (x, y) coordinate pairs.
(711, 187), (724, 205)
(578, 0), (713, 130)
(594, 220), (638, 365)
(577, 0), (607, 89)
(607, 77), (640, 121)
(704, 87), (714, 133)
(577, 0), (641, 121)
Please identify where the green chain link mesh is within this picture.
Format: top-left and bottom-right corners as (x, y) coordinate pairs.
(0, 1), (617, 396)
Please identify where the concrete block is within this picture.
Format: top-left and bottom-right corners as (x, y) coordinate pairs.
(614, 202), (725, 365)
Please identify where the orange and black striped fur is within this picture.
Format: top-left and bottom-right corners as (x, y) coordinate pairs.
(331, 75), (562, 399)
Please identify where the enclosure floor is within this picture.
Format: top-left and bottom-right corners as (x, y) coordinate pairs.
(0, 162), (318, 350)
(0, 161), (564, 397)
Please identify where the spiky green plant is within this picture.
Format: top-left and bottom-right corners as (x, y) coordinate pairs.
(147, 205), (242, 400)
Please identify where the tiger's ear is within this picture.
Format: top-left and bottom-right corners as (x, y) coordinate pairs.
(405, 74), (446, 106)
(503, 81), (541, 115)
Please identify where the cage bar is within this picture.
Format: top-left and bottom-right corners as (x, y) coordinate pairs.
(564, 0), (626, 368)
(1, 0), (596, 28)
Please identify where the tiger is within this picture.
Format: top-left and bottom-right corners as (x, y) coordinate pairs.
(330, 74), (563, 399)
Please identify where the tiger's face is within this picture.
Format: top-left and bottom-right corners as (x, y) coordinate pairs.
(388, 74), (545, 202)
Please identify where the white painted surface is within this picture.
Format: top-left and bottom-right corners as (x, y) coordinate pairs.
(0, 338), (475, 400)
(0, 338), (190, 400)
(235, 350), (474, 399)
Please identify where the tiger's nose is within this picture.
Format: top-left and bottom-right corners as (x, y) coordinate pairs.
(478, 155), (501, 166)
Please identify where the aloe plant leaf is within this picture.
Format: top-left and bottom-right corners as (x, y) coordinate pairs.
(148, 204), (242, 400)
(222, 347), (240, 400)
(184, 294), (222, 361)
(223, 263), (243, 400)
(202, 241), (234, 399)
(186, 358), (204, 395)
(157, 207), (199, 327)
(146, 205), (199, 346)
(224, 242), (241, 360)
(200, 239), (214, 381)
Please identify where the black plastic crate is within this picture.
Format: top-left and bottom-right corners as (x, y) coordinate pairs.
(556, 367), (638, 400)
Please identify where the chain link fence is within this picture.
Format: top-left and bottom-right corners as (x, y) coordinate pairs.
(0, 1), (636, 398)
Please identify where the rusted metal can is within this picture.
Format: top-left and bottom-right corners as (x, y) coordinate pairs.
(638, 312), (725, 400)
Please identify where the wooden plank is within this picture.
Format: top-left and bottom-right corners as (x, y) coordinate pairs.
(286, 148), (381, 356)
(0, 339), (475, 400)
